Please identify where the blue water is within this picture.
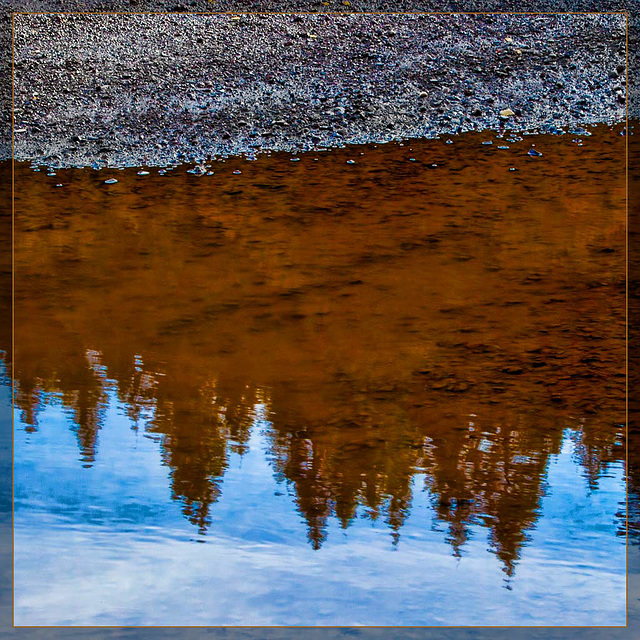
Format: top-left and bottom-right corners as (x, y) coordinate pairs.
(13, 385), (625, 626)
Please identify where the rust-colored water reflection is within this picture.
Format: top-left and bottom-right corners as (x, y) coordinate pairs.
(11, 126), (626, 625)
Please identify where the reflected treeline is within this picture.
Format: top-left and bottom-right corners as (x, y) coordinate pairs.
(10, 346), (624, 578)
(8, 126), (628, 575)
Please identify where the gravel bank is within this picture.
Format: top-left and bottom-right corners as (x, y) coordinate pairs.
(7, 6), (630, 168)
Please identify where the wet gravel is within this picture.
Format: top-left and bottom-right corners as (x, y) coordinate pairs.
(8, 8), (628, 168)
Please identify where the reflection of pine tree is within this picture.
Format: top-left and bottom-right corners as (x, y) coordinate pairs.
(147, 378), (228, 534)
(211, 376), (257, 456)
(14, 376), (42, 432)
(571, 423), (625, 491)
(57, 361), (107, 468)
(264, 383), (422, 549)
(628, 415), (640, 542)
(421, 413), (566, 576)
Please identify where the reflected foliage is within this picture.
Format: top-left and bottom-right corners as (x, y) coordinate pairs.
(8, 126), (628, 576)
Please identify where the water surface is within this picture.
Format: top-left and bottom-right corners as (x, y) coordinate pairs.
(10, 127), (627, 626)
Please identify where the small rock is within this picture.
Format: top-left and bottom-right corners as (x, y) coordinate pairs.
(482, 141), (493, 145)
(104, 178), (118, 184)
(346, 159), (355, 164)
(499, 108), (515, 118)
(137, 170), (149, 176)
(527, 148), (543, 156)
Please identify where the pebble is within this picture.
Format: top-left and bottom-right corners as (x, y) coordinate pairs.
(499, 108), (515, 118)
(497, 145), (509, 149)
(445, 139), (453, 144)
(47, 172), (56, 176)
(55, 183), (63, 187)
(509, 167), (517, 171)
(482, 141), (493, 145)
(527, 148), (543, 156)
(137, 170), (149, 175)
(104, 178), (118, 184)
(408, 158), (416, 162)
(290, 157), (300, 162)
(346, 159), (355, 164)
(233, 169), (242, 174)
(158, 169), (166, 175)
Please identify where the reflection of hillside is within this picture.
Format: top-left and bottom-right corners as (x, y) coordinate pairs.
(9, 127), (627, 574)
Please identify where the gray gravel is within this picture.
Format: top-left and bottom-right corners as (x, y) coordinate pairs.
(10, 11), (627, 168)
(1, 1), (637, 168)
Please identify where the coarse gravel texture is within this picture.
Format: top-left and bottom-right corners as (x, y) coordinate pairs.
(0, 2), (637, 167)
(10, 11), (627, 168)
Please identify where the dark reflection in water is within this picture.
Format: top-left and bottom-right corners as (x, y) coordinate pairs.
(8, 126), (627, 622)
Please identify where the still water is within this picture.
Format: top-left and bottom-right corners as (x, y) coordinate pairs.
(11, 126), (626, 626)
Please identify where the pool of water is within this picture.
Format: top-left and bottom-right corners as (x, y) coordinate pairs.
(9, 125), (627, 626)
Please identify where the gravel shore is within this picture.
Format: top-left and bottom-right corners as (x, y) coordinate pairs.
(6, 5), (632, 168)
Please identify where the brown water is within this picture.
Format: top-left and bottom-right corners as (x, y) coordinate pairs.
(10, 126), (627, 626)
